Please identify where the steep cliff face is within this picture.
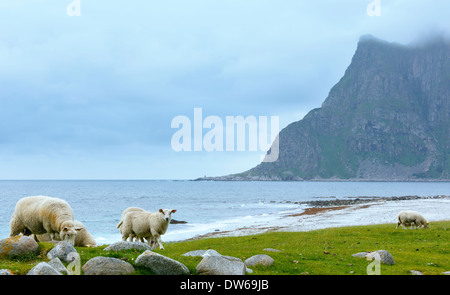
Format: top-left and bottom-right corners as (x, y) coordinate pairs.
(232, 35), (450, 180)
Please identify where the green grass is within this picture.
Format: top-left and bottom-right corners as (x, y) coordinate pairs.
(1, 221), (449, 275)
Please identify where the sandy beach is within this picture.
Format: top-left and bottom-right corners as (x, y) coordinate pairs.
(193, 195), (450, 239)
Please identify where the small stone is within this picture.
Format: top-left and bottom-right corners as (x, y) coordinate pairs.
(0, 269), (13, 275)
(103, 241), (151, 252)
(263, 248), (282, 252)
(366, 250), (395, 265)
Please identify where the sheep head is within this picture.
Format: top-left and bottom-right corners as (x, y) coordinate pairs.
(158, 209), (177, 222)
(59, 221), (83, 246)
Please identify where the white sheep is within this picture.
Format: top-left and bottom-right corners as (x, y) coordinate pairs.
(9, 196), (82, 246)
(35, 220), (97, 247)
(120, 209), (177, 250)
(397, 211), (429, 229)
(117, 207), (146, 242)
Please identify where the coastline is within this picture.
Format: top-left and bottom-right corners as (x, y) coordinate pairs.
(190, 195), (450, 240)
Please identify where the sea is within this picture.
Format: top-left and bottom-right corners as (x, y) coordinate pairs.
(0, 180), (449, 245)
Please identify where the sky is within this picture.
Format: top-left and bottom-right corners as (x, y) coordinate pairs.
(0, 0), (449, 180)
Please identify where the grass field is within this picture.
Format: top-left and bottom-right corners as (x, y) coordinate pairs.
(1, 221), (449, 275)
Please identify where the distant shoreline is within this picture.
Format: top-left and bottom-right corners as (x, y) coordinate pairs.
(194, 177), (450, 182)
(190, 195), (450, 240)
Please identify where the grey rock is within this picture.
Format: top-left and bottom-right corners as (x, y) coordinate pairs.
(203, 249), (222, 257)
(196, 255), (246, 275)
(352, 252), (370, 258)
(263, 248), (282, 253)
(135, 250), (189, 275)
(0, 235), (39, 257)
(182, 250), (208, 257)
(0, 269), (13, 275)
(27, 262), (62, 275)
(442, 271), (450, 275)
(410, 270), (423, 275)
(48, 258), (69, 275)
(47, 241), (78, 263)
(244, 254), (274, 267)
(104, 241), (152, 252)
(366, 250), (395, 265)
(82, 256), (135, 275)
(182, 249), (221, 257)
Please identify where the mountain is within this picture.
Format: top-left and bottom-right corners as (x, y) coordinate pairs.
(208, 35), (450, 181)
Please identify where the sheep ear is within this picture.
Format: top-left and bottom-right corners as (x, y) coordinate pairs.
(159, 209), (163, 213)
(171, 209), (177, 214)
(75, 227), (83, 231)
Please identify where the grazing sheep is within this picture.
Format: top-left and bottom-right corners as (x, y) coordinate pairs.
(397, 211), (429, 229)
(120, 209), (176, 250)
(117, 207), (146, 242)
(35, 220), (97, 247)
(9, 196), (82, 246)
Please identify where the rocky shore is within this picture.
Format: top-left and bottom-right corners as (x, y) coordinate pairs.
(278, 195), (449, 208)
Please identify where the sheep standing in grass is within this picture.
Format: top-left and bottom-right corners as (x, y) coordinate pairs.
(117, 207), (146, 242)
(120, 209), (177, 250)
(9, 196), (82, 246)
(397, 211), (429, 229)
(35, 220), (96, 247)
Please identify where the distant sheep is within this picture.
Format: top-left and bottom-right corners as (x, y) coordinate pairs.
(397, 211), (429, 229)
(9, 196), (82, 246)
(117, 207), (146, 242)
(120, 209), (176, 250)
(35, 220), (96, 247)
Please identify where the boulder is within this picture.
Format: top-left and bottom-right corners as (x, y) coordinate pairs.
(244, 254), (274, 267)
(82, 256), (135, 275)
(135, 250), (190, 275)
(104, 241), (152, 252)
(0, 236), (38, 257)
(196, 255), (246, 275)
(47, 241), (78, 263)
(27, 262), (62, 275)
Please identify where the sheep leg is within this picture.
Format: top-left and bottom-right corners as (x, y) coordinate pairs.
(155, 235), (164, 250)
